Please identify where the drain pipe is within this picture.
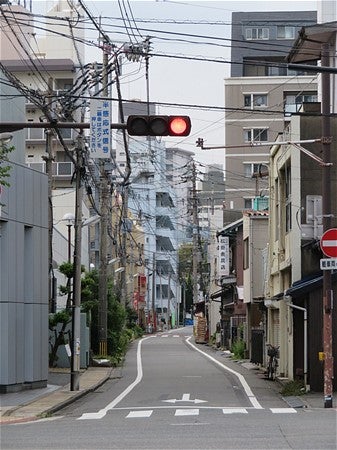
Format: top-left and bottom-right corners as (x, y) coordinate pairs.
(285, 300), (309, 392)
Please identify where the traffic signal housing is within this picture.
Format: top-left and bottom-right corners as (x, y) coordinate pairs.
(126, 115), (191, 137)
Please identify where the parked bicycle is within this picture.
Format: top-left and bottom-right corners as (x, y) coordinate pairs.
(266, 344), (279, 380)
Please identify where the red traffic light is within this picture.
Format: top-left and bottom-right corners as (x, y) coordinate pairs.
(126, 115), (191, 137)
(168, 116), (191, 136)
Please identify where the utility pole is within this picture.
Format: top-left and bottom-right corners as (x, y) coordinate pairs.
(71, 132), (84, 391)
(98, 42), (110, 356)
(120, 186), (128, 308)
(168, 271), (171, 329)
(321, 43), (333, 409)
(43, 77), (55, 312)
(152, 252), (157, 332)
(191, 162), (199, 315)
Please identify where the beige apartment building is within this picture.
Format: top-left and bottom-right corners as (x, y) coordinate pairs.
(224, 11), (317, 214)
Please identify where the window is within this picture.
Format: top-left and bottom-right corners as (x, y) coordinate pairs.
(59, 128), (72, 140)
(54, 78), (73, 91)
(284, 92), (318, 113)
(279, 162), (292, 233)
(244, 128), (268, 143)
(245, 27), (269, 40)
(285, 165), (291, 232)
(243, 238), (249, 269)
(26, 123), (44, 140)
(243, 163), (261, 178)
(244, 94), (268, 108)
(275, 178), (279, 241)
(277, 26), (295, 39)
(244, 198), (254, 209)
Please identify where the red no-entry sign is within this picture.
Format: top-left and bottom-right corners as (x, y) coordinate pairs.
(320, 228), (337, 258)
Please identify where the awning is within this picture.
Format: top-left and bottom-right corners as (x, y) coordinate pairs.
(210, 289), (223, 300)
(287, 22), (337, 63)
(217, 218), (243, 238)
(285, 271), (337, 298)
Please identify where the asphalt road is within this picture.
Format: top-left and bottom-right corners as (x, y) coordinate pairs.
(1, 327), (336, 450)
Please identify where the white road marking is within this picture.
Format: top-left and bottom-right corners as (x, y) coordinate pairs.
(175, 409), (199, 416)
(163, 393), (207, 404)
(222, 408), (248, 414)
(126, 410), (153, 418)
(270, 408), (297, 414)
(78, 336), (154, 420)
(186, 337), (263, 410)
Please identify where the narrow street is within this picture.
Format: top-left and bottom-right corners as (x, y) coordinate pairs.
(2, 328), (336, 450)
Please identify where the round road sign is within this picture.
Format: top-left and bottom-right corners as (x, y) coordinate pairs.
(320, 228), (337, 258)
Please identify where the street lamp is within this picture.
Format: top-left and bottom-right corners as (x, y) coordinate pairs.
(62, 213), (75, 263)
(0, 132), (13, 145)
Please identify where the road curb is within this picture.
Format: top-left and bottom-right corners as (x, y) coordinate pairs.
(0, 368), (114, 425)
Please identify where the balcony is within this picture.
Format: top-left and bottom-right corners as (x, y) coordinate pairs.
(26, 161), (73, 178)
(25, 126), (73, 143)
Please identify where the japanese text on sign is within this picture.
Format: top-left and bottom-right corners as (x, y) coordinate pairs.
(320, 258), (337, 270)
(90, 99), (111, 159)
(218, 236), (230, 277)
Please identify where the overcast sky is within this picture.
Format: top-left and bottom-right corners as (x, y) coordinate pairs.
(40, 0), (318, 166)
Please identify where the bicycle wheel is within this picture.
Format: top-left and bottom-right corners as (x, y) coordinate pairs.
(271, 358), (277, 380)
(266, 359), (273, 380)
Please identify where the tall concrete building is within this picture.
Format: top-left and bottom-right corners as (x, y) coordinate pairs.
(224, 11), (317, 214)
(115, 102), (181, 328)
(0, 74), (49, 392)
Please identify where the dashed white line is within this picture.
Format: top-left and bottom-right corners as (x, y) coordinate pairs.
(175, 409), (199, 416)
(270, 408), (297, 414)
(222, 408), (248, 414)
(126, 410), (153, 418)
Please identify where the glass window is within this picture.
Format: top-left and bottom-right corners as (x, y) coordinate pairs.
(244, 198), (253, 209)
(59, 128), (72, 139)
(244, 163), (260, 177)
(277, 26), (295, 39)
(284, 92), (318, 113)
(244, 128), (268, 142)
(244, 94), (267, 108)
(246, 27), (269, 40)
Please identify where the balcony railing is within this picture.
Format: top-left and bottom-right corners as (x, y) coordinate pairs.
(27, 161), (73, 177)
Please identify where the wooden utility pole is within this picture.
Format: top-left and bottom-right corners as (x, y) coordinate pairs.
(43, 77), (55, 312)
(191, 162), (199, 314)
(168, 271), (171, 329)
(321, 43), (333, 409)
(152, 252), (157, 331)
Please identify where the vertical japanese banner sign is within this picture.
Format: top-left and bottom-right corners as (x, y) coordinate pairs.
(90, 99), (111, 159)
(218, 236), (230, 277)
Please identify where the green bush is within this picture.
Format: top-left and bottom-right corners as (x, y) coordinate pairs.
(231, 339), (245, 359)
(280, 380), (305, 396)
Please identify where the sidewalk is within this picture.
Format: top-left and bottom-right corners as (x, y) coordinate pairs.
(0, 367), (114, 425)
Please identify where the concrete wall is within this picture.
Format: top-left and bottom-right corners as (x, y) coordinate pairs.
(0, 77), (49, 393)
(0, 161), (49, 392)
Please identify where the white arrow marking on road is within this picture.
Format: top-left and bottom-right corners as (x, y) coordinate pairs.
(163, 393), (207, 404)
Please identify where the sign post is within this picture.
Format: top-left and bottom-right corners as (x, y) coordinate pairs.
(320, 228), (335, 408)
